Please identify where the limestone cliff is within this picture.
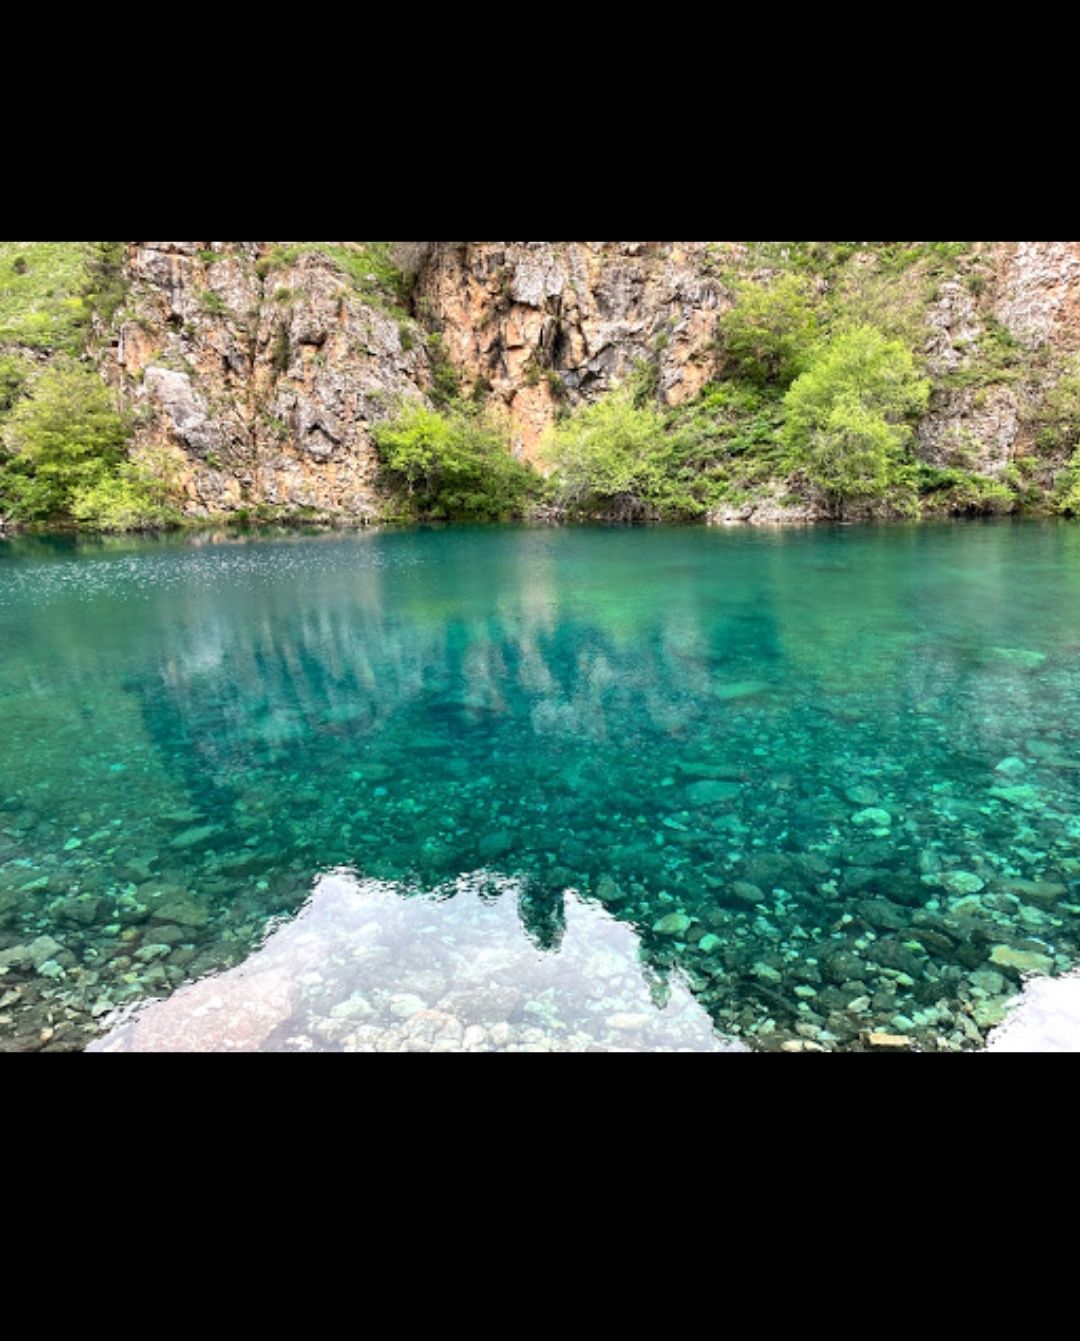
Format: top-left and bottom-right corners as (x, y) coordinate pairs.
(101, 242), (431, 519)
(94, 241), (1080, 521)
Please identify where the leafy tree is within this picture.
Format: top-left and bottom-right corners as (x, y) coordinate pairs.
(781, 325), (930, 517)
(543, 384), (677, 519)
(68, 445), (184, 532)
(372, 400), (539, 520)
(715, 274), (820, 385)
(1058, 452), (1080, 515)
(0, 363), (135, 525)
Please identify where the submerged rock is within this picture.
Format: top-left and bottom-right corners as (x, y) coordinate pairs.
(851, 807), (892, 829)
(941, 871), (985, 896)
(151, 898), (209, 929)
(988, 945), (1055, 975)
(856, 898), (908, 931)
(169, 824), (226, 852)
(988, 784), (1040, 808)
(27, 936), (63, 970)
(999, 878), (1067, 906)
(684, 780), (741, 807)
(653, 912), (691, 936)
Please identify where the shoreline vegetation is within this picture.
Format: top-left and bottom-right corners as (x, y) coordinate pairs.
(3, 242), (1080, 535)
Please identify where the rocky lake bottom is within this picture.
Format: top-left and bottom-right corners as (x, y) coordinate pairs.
(3, 520), (1080, 1052)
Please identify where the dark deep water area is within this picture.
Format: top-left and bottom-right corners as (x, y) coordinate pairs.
(2, 520), (1080, 1052)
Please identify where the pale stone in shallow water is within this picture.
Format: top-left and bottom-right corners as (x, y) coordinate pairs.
(653, 912), (691, 935)
(988, 784), (1040, 807)
(970, 968), (1006, 995)
(1002, 878), (1067, 906)
(851, 807), (891, 828)
(684, 779), (741, 807)
(973, 998), (1011, 1029)
(27, 936), (62, 969)
(941, 871), (985, 895)
(995, 757), (1027, 777)
(866, 1031), (911, 1048)
(989, 945), (1055, 974)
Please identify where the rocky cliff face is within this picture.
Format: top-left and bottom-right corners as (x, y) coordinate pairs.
(101, 241), (1080, 521)
(102, 243), (431, 519)
(415, 241), (730, 458)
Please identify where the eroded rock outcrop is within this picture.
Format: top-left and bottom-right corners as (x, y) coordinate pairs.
(103, 243), (431, 519)
(415, 241), (729, 458)
(100, 241), (1080, 521)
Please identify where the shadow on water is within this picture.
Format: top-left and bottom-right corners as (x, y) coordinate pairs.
(3, 520), (1080, 1051)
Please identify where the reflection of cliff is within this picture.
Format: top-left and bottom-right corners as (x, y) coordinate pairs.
(89, 869), (748, 1053)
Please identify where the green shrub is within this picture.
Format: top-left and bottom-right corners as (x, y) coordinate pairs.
(1036, 368), (1080, 456)
(271, 323), (291, 375)
(0, 242), (91, 352)
(0, 355), (29, 417)
(543, 384), (681, 519)
(257, 242), (409, 314)
(1, 363), (131, 522)
(781, 325), (930, 517)
(911, 463), (1015, 515)
(81, 243), (128, 325)
(200, 289), (227, 316)
(715, 274), (820, 385)
(372, 400), (539, 521)
(426, 333), (460, 407)
(68, 457), (180, 532)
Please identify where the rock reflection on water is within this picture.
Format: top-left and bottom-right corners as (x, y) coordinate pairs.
(88, 868), (749, 1053)
(984, 970), (1080, 1052)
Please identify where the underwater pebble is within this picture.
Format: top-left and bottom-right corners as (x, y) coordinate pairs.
(988, 945), (1055, 975)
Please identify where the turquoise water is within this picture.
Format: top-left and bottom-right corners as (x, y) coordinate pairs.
(3, 520), (1080, 1052)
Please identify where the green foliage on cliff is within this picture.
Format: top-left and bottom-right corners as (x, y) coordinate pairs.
(544, 386), (679, 519)
(257, 243), (410, 315)
(372, 400), (540, 521)
(1037, 368), (1080, 455)
(909, 463), (1016, 515)
(781, 326), (931, 517)
(715, 275), (820, 385)
(0, 355), (29, 415)
(0, 243), (91, 352)
(0, 363), (177, 531)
